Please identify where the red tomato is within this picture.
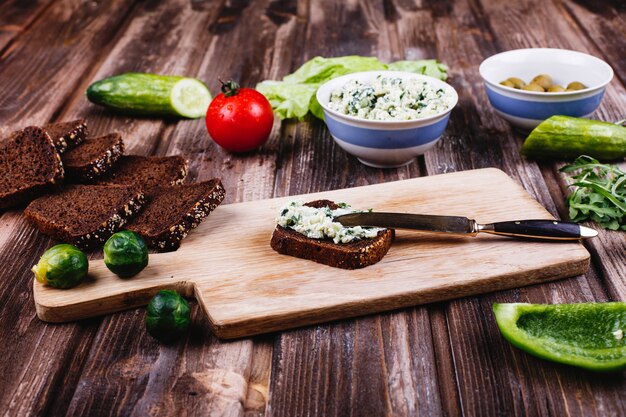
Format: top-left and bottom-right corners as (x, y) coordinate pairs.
(205, 80), (274, 153)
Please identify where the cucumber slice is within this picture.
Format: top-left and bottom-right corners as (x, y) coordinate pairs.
(493, 302), (626, 372)
(170, 78), (212, 118)
(87, 73), (212, 119)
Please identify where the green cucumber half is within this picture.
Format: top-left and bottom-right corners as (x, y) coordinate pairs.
(86, 73), (212, 118)
(521, 116), (626, 160)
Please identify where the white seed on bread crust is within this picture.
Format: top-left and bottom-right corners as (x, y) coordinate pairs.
(71, 192), (145, 248)
(65, 134), (124, 181)
(129, 181), (225, 252)
(172, 163), (189, 185)
(48, 122), (87, 154)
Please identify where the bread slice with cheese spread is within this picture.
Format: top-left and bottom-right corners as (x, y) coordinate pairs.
(270, 200), (394, 269)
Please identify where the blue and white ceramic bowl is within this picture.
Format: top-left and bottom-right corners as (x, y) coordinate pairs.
(479, 48), (613, 130)
(316, 71), (458, 168)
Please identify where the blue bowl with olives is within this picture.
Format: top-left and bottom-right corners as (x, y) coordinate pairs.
(479, 48), (613, 131)
(316, 71), (458, 168)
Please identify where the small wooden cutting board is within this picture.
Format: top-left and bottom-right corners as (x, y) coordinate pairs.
(33, 168), (590, 338)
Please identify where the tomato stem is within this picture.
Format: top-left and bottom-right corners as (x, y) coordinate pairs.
(219, 79), (240, 97)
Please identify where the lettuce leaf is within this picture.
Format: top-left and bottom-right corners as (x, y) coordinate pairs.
(255, 82), (318, 121)
(387, 59), (448, 79)
(256, 56), (448, 120)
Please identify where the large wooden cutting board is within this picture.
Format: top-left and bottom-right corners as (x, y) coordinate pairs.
(33, 168), (590, 338)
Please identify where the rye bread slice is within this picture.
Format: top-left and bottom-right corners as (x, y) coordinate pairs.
(125, 179), (225, 251)
(0, 126), (64, 209)
(25, 184), (144, 248)
(62, 133), (125, 181)
(43, 119), (88, 154)
(270, 199), (394, 269)
(97, 155), (188, 194)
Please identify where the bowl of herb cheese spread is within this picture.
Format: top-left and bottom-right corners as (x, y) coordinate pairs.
(316, 71), (457, 168)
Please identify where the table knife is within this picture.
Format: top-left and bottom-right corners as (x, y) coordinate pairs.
(333, 212), (598, 241)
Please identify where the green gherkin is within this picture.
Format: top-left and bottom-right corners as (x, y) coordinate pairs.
(104, 231), (149, 278)
(145, 290), (191, 343)
(32, 244), (89, 289)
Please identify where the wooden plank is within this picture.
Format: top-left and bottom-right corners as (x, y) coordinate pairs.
(378, 308), (445, 416)
(63, 306), (257, 417)
(467, 0), (626, 300)
(0, 231), (101, 417)
(557, 0), (626, 301)
(266, 1), (443, 415)
(0, 0), (56, 52)
(557, 0), (626, 84)
(34, 170), (590, 337)
(0, 0), (138, 134)
(402, 0), (626, 415)
(0, 1), (140, 415)
(0, 1), (623, 416)
(58, 1), (305, 416)
(381, 2), (466, 414)
(243, 340), (272, 416)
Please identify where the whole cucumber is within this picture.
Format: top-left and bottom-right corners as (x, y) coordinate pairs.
(521, 116), (626, 160)
(86, 73), (211, 118)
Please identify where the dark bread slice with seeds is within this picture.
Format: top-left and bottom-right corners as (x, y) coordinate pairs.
(96, 155), (188, 194)
(43, 119), (88, 154)
(270, 199), (394, 269)
(62, 133), (124, 181)
(0, 126), (64, 209)
(25, 184), (144, 249)
(125, 179), (225, 251)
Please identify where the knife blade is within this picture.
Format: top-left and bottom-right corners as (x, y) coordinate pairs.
(333, 212), (598, 241)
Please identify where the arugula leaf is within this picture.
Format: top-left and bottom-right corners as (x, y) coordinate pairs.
(560, 156), (626, 231)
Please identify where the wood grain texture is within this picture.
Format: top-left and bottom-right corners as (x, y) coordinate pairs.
(0, 0), (138, 134)
(0, 0), (624, 416)
(403, 0), (626, 416)
(0, 0), (56, 52)
(265, 2), (444, 415)
(0, 1), (139, 415)
(55, 0), (301, 416)
(34, 169), (590, 338)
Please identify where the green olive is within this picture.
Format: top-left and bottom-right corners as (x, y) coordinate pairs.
(547, 85), (566, 93)
(531, 74), (552, 90)
(566, 81), (586, 91)
(506, 77), (525, 89)
(500, 80), (515, 87)
(522, 83), (545, 92)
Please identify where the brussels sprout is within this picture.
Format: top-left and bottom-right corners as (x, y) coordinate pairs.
(145, 290), (191, 343)
(566, 81), (586, 91)
(32, 244), (88, 289)
(104, 231), (148, 278)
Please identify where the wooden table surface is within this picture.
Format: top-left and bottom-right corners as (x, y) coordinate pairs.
(0, 0), (624, 416)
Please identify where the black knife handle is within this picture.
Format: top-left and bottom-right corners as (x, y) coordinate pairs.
(483, 220), (584, 240)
